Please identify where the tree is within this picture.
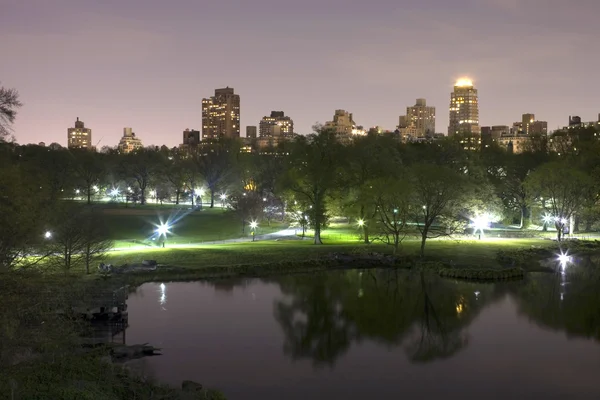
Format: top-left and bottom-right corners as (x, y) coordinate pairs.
(342, 134), (401, 243)
(194, 139), (240, 208)
(0, 166), (50, 272)
(411, 164), (467, 257)
(119, 149), (161, 205)
(227, 190), (263, 234)
(72, 150), (105, 204)
(281, 127), (341, 244)
(372, 177), (411, 254)
(0, 84), (22, 141)
(161, 152), (187, 204)
(49, 206), (113, 273)
(525, 162), (594, 241)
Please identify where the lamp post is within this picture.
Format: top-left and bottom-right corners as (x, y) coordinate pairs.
(250, 221), (258, 242)
(156, 222), (171, 248)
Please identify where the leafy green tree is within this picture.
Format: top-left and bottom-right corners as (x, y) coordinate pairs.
(342, 134), (401, 243)
(525, 162), (594, 241)
(227, 190), (264, 234)
(372, 177), (411, 254)
(410, 164), (467, 257)
(281, 127), (342, 244)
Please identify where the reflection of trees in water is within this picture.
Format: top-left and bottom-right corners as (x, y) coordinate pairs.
(512, 259), (600, 342)
(273, 269), (494, 367)
(211, 278), (248, 294)
(275, 274), (353, 368)
(404, 271), (470, 363)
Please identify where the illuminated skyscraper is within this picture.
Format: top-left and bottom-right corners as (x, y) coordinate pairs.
(448, 78), (480, 136)
(259, 111), (294, 138)
(402, 98), (436, 137)
(117, 127), (144, 154)
(202, 87), (240, 140)
(67, 117), (92, 149)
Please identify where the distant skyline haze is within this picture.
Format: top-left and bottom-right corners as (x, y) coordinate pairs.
(2, 0), (599, 147)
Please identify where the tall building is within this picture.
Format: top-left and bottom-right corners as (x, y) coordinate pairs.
(404, 98), (436, 137)
(324, 109), (366, 139)
(259, 111), (294, 138)
(448, 78), (480, 136)
(117, 127), (144, 154)
(202, 87), (240, 140)
(519, 113), (548, 135)
(67, 117), (92, 149)
(246, 126), (257, 139)
(182, 128), (200, 145)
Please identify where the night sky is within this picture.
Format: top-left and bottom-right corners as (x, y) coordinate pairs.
(2, 0), (599, 147)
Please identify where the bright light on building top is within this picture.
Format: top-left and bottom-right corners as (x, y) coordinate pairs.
(455, 78), (474, 87)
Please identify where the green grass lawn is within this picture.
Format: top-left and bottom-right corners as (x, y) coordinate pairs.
(102, 206), (286, 243)
(103, 235), (554, 271)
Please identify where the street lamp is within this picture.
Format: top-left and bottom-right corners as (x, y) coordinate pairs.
(250, 220), (258, 241)
(220, 193), (227, 208)
(542, 213), (553, 232)
(44, 231), (52, 239)
(357, 219), (365, 227)
(155, 222), (171, 248)
(470, 214), (490, 240)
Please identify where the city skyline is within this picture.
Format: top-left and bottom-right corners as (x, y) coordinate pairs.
(2, 0), (600, 147)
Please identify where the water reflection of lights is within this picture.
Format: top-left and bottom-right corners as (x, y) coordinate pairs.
(159, 283), (167, 305)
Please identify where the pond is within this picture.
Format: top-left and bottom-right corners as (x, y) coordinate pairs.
(125, 267), (600, 399)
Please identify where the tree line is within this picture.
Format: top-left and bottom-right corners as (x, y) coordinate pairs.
(2, 83), (600, 272)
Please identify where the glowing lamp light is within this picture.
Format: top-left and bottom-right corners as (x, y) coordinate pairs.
(471, 214), (490, 231)
(109, 188), (120, 197)
(250, 221), (258, 230)
(542, 214), (554, 224)
(156, 223), (171, 237)
(194, 188), (205, 196)
(75, 189), (80, 194)
(357, 219), (365, 227)
(219, 194), (227, 200)
(557, 251), (571, 265)
(455, 78), (473, 87)
(92, 185), (99, 191)
(44, 231), (52, 239)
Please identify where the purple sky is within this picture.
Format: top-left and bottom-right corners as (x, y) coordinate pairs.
(2, 0), (599, 147)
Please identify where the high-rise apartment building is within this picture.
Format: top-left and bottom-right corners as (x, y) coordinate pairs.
(520, 113), (548, 135)
(118, 127), (144, 154)
(325, 109), (366, 138)
(448, 79), (480, 136)
(259, 111), (294, 138)
(202, 87), (240, 140)
(182, 128), (200, 145)
(246, 126), (257, 139)
(404, 98), (436, 137)
(67, 117), (92, 149)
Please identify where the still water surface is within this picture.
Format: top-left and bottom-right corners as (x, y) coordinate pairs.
(126, 269), (600, 399)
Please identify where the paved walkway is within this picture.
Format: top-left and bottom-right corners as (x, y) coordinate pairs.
(111, 228), (303, 252)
